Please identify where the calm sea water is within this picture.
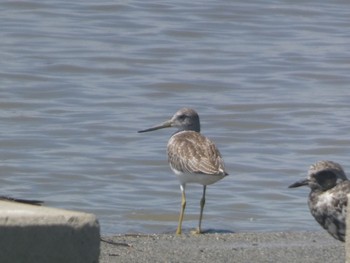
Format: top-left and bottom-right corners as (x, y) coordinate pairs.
(1, 0), (350, 234)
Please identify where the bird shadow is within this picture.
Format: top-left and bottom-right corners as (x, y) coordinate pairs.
(163, 228), (235, 235)
(201, 228), (235, 234)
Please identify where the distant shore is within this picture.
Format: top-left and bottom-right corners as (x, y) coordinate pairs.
(100, 231), (345, 263)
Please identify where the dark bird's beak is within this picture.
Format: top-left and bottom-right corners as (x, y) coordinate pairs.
(288, 178), (309, 188)
(138, 120), (172, 133)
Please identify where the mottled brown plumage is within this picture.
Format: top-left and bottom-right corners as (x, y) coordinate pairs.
(168, 131), (226, 178)
(138, 108), (228, 234)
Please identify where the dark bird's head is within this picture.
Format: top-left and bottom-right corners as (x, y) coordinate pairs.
(138, 108), (200, 133)
(288, 160), (348, 191)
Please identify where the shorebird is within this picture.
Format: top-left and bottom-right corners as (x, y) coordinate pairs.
(289, 160), (350, 242)
(138, 108), (228, 234)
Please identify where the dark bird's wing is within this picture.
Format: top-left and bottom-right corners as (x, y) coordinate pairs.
(310, 181), (349, 242)
(0, 195), (43, 206)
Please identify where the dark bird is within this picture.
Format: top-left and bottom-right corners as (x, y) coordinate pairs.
(289, 160), (349, 242)
(138, 108), (228, 234)
(0, 195), (43, 205)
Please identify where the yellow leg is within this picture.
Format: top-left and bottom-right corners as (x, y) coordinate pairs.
(194, 185), (206, 234)
(176, 184), (186, 235)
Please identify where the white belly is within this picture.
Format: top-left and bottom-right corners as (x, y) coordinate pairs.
(170, 166), (225, 185)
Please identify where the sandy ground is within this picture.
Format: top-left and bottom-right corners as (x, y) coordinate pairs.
(99, 231), (345, 263)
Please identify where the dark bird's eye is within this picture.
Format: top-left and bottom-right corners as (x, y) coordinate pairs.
(315, 170), (337, 190)
(178, 114), (186, 120)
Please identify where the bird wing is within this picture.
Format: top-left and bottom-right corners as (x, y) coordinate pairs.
(310, 181), (349, 242)
(167, 131), (227, 176)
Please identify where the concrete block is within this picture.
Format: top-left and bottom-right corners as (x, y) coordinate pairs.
(0, 200), (100, 263)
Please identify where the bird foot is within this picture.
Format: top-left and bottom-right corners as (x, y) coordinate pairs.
(190, 228), (202, 235)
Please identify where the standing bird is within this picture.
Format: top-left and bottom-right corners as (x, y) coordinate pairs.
(289, 160), (350, 242)
(138, 108), (228, 234)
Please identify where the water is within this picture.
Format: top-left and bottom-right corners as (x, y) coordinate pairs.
(1, 0), (350, 235)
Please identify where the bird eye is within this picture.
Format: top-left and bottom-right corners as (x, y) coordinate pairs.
(178, 114), (186, 120)
(315, 170), (337, 190)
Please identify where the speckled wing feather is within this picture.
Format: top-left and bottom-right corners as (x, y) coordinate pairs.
(309, 180), (350, 242)
(167, 131), (227, 176)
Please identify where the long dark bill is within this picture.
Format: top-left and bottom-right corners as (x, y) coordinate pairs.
(138, 120), (172, 133)
(288, 178), (309, 188)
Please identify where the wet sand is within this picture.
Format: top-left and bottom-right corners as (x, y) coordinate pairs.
(100, 231), (345, 263)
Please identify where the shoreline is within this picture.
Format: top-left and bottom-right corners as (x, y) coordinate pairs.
(100, 231), (345, 262)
